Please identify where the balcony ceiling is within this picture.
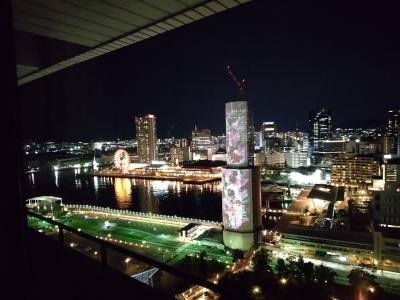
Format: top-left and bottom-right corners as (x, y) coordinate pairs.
(13, 0), (251, 85)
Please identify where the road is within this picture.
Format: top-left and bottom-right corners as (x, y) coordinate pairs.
(260, 245), (400, 295)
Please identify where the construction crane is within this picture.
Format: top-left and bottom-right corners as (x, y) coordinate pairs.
(226, 65), (246, 100)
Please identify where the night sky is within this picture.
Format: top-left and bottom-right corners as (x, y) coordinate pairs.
(18, 0), (400, 142)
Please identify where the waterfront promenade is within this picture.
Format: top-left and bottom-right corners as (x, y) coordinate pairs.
(78, 171), (220, 184)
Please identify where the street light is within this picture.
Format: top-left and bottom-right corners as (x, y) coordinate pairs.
(252, 286), (261, 295)
(280, 278), (287, 285)
(125, 257), (131, 271)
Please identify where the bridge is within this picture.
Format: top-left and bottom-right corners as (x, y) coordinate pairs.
(63, 204), (222, 228)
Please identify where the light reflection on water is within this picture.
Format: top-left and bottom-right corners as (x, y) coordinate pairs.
(54, 170), (59, 187)
(114, 178), (132, 209)
(23, 169), (223, 221)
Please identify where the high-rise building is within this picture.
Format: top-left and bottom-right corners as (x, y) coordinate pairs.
(261, 121), (276, 150)
(372, 158), (400, 271)
(381, 136), (395, 155)
(191, 127), (211, 152)
(170, 146), (192, 165)
(135, 114), (157, 164)
(309, 108), (332, 152)
(398, 127), (400, 156)
(387, 109), (400, 154)
(387, 109), (400, 137)
(372, 158), (400, 227)
(261, 121), (276, 139)
(222, 100), (261, 251)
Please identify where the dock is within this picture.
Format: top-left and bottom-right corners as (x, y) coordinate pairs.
(77, 172), (221, 184)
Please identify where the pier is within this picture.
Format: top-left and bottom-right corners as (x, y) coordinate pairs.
(77, 171), (221, 184)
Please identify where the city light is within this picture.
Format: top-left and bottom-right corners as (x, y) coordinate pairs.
(19, 0), (400, 297)
(252, 286), (261, 295)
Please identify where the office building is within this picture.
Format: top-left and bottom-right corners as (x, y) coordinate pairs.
(331, 154), (380, 187)
(222, 100), (262, 251)
(372, 158), (400, 271)
(261, 121), (276, 150)
(372, 159), (400, 227)
(170, 146), (192, 165)
(319, 139), (346, 153)
(309, 108), (332, 152)
(387, 109), (400, 137)
(261, 121), (276, 139)
(285, 150), (309, 168)
(265, 151), (286, 168)
(135, 114), (157, 164)
(387, 109), (400, 154)
(191, 127), (212, 156)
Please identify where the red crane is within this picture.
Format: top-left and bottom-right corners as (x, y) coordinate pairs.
(226, 65), (246, 100)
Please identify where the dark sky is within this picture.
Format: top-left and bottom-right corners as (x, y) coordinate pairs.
(18, 0), (400, 142)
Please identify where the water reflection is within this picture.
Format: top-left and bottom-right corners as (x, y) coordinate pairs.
(29, 173), (35, 186)
(23, 170), (223, 221)
(93, 176), (99, 195)
(151, 180), (170, 196)
(114, 178), (132, 209)
(54, 170), (59, 187)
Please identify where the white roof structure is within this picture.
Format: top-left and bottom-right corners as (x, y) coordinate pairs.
(13, 0), (252, 85)
(26, 196), (63, 203)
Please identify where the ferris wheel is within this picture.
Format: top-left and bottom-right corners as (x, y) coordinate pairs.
(114, 149), (130, 172)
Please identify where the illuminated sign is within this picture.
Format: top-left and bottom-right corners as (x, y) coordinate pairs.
(225, 101), (248, 167)
(222, 168), (253, 231)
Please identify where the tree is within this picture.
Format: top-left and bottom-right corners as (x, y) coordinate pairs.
(315, 264), (336, 287)
(337, 209), (348, 219)
(251, 248), (272, 273)
(348, 267), (380, 300)
(232, 249), (244, 262)
(302, 261), (315, 283)
(276, 258), (288, 278)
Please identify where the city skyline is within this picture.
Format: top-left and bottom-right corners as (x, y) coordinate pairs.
(18, 0), (400, 142)
(8, 1), (400, 299)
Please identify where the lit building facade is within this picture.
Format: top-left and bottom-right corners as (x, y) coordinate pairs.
(170, 146), (192, 165)
(372, 159), (400, 272)
(331, 154), (380, 187)
(191, 128), (212, 160)
(387, 109), (400, 154)
(372, 160), (400, 228)
(222, 100), (261, 251)
(285, 150), (309, 168)
(135, 114), (157, 164)
(278, 225), (374, 267)
(261, 121), (276, 139)
(261, 121), (276, 151)
(265, 151), (285, 168)
(309, 108), (332, 152)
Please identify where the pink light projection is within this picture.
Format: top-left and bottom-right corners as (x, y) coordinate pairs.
(222, 168), (253, 231)
(225, 101), (248, 167)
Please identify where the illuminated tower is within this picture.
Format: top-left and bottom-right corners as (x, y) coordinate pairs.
(222, 100), (262, 251)
(135, 114), (157, 164)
